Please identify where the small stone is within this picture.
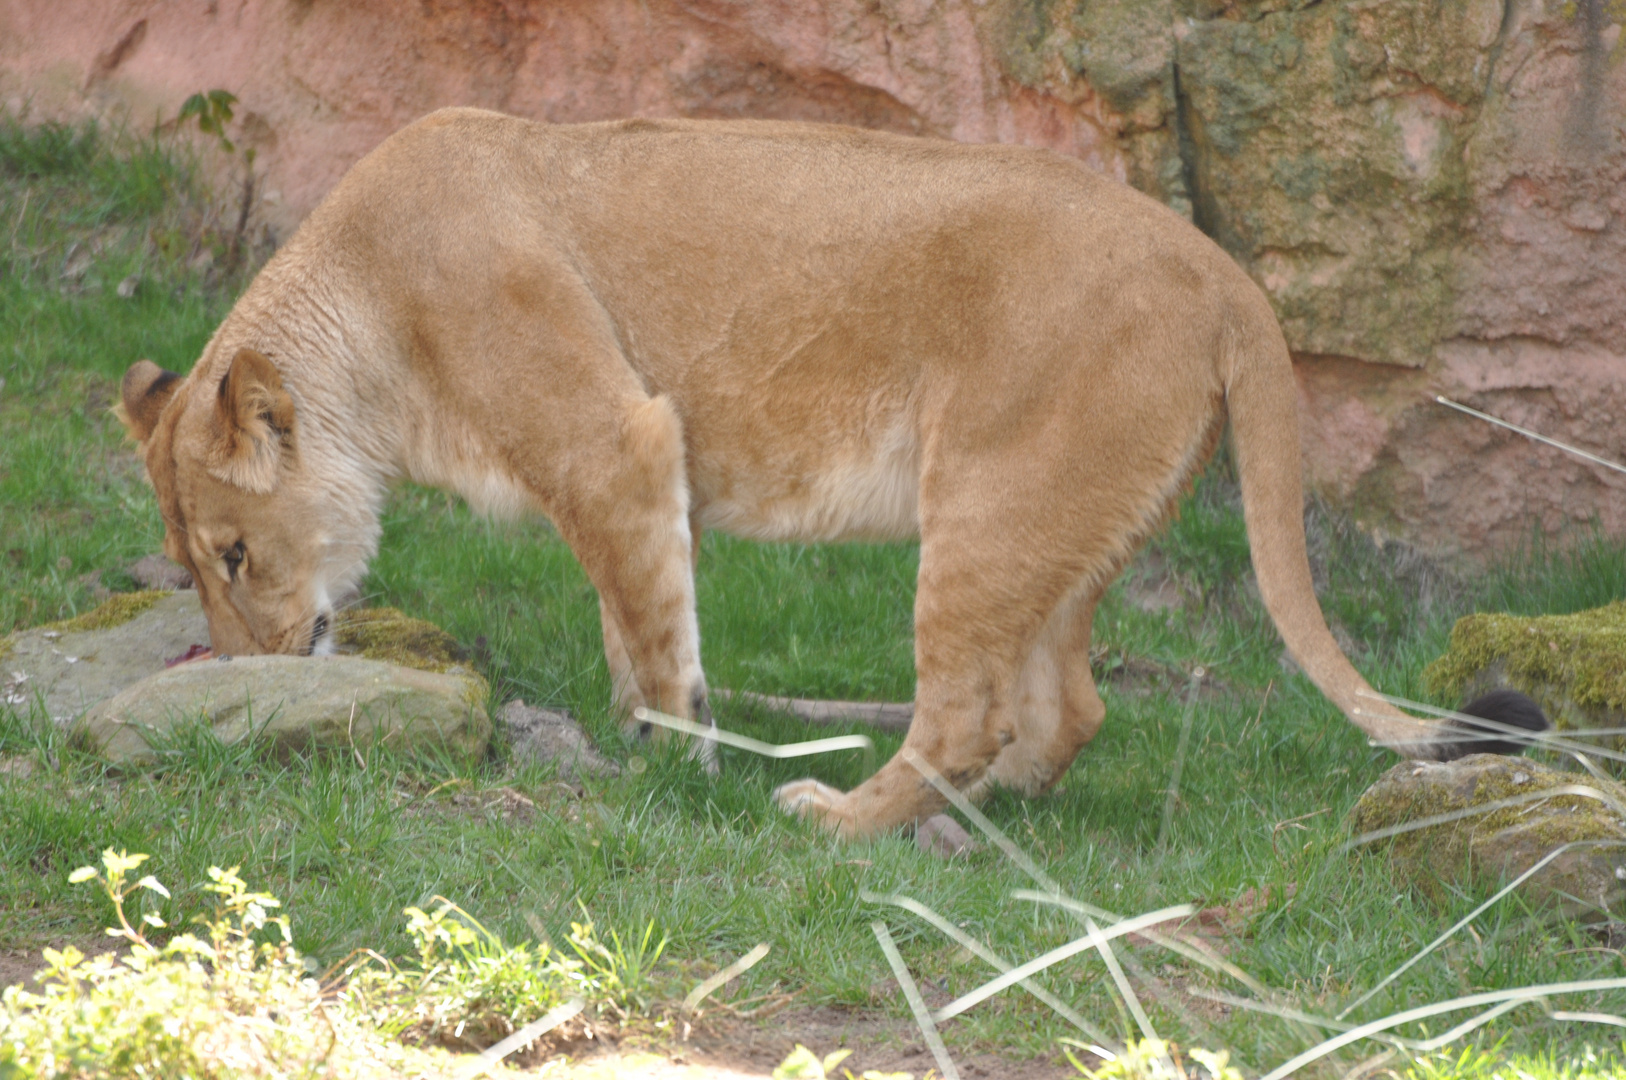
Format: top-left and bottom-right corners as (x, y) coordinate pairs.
(115, 275), (140, 299)
(128, 554), (192, 591)
(499, 699), (619, 780)
(1513, 771), (1529, 784)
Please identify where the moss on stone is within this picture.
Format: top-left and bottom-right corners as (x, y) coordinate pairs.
(1349, 755), (1626, 905)
(1424, 602), (1626, 713)
(38, 591), (170, 635)
(334, 608), (472, 675)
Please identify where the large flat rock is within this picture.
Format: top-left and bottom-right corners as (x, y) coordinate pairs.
(73, 654), (490, 765)
(1, 591), (208, 725)
(4, 591), (493, 764)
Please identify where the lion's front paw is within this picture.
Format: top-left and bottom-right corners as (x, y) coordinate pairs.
(772, 778), (854, 834)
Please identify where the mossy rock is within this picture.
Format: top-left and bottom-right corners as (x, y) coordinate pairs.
(39, 590), (171, 634)
(1424, 603), (1626, 750)
(333, 607), (473, 675)
(2, 592), (211, 725)
(1, 589), (174, 666)
(1349, 754), (1626, 917)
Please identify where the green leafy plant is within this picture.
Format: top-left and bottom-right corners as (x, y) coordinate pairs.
(175, 88), (257, 264)
(772, 1043), (914, 1080)
(0, 850), (384, 1078)
(342, 896), (591, 1048)
(176, 90), (239, 154)
(565, 907), (668, 1017)
(1063, 1038), (1242, 1080)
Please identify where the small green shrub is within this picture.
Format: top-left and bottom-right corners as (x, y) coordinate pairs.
(341, 897), (589, 1048)
(1063, 1038), (1241, 1080)
(0, 849), (389, 1078)
(0, 849), (672, 1075)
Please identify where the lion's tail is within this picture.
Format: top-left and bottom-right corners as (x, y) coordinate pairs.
(1222, 304), (1447, 758)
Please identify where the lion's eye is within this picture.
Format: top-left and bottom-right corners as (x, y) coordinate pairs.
(223, 541), (245, 580)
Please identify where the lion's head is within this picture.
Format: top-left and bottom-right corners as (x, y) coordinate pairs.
(118, 348), (366, 656)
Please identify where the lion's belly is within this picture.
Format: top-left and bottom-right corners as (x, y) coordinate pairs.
(691, 419), (920, 544)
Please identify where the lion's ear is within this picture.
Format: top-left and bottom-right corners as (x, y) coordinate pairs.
(117, 360), (184, 444)
(208, 348), (296, 493)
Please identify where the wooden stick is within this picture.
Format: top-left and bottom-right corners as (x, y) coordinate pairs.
(713, 688), (913, 732)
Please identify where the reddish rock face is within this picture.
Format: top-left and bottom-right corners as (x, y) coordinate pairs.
(2, 0), (1621, 562)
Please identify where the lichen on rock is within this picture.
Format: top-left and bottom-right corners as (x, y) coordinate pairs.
(1349, 754), (1626, 915)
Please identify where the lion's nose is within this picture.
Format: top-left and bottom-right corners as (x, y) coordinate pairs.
(308, 613), (330, 655)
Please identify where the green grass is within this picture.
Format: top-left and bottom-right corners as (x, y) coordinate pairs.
(3, 116), (1625, 1078)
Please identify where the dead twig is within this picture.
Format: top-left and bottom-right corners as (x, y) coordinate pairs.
(714, 688), (912, 732)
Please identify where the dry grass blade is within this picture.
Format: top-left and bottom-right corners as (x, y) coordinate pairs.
(870, 920), (961, 1080)
(1337, 839), (1626, 1020)
(1549, 1010), (1626, 1029)
(859, 887), (1121, 1052)
(1012, 889), (1273, 998)
(1084, 914), (1161, 1046)
(1405, 998), (1530, 1052)
(900, 746), (1067, 895)
(930, 902), (1194, 1024)
(1435, 396), (1626, 477)
(1566, 751), (1616, 786)
(681, 942), (770, 1015)
(1155, 668), (1204, 859)
(635, 706), (874, 770)
(1261, 978), (1626, 1080)
(714, 688), (913, 732)
(1190, 989), (1398, 1041)
(901, 746), (1278, 1021)
(455, 999), (584, 1080)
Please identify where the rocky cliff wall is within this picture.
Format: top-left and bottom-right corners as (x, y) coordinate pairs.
(2, 0), (1621, 562)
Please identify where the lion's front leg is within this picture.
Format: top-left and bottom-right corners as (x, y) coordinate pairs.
(599, 594), (648, 729)
(555, 396), (717, 771)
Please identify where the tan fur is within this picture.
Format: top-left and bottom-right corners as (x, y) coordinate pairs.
(119, 108), (1445, 837)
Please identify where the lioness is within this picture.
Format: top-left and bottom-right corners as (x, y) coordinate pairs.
(119, 107), (1448, 836)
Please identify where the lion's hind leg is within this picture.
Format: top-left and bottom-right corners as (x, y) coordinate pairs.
(775, 507), (1087, 837)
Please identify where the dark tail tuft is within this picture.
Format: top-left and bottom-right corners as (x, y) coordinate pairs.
(1436, 688), (1551, 759)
